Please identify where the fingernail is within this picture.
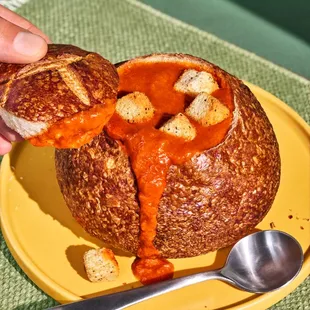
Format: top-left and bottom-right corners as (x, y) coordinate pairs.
(13, 31), (46, 56)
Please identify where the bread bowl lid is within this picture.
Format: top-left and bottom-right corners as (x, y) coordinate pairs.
(0, 44), (119, 123)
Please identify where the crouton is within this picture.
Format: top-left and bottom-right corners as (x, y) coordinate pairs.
(83, 248), (119, 282)
(185, 92), (230, 126)
(174, 69), (219, 95)
(160, 113), (196, 141)
(116, 92), (155, 123)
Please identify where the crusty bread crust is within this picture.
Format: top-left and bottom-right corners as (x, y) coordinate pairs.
(0, 44), (118, 138)
(55, 53), (280, 258)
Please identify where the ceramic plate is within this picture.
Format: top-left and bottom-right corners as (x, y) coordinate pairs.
(1, 83), (309, 310)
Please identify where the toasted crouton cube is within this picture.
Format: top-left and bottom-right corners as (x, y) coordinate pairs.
(185, 92), (230, 126)
(174, 69), (219, 95)
(116, 92), (155, 123)
(83, 248), (119, 282)
(160, 113), (196, 141)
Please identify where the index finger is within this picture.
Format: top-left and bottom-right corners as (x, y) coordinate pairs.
(0, 4), (51, 42)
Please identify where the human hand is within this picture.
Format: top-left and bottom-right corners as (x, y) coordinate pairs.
(0, 5), (50, 155)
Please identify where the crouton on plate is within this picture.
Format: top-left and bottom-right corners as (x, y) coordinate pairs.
(83, 248), (119, 282)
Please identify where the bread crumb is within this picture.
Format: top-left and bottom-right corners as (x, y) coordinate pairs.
(83, 248), (119, 282)
(270, 222), (276, 229)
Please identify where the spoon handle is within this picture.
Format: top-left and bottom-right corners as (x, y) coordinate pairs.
(51, 271), (224, 310)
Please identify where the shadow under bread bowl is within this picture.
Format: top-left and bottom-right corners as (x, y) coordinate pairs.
(55, 53), (281, 285)
(0, 44), (118, 148)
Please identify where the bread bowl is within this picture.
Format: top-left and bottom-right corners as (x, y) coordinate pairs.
(55, 53), (281, 283)
(0, 44), (118, 148)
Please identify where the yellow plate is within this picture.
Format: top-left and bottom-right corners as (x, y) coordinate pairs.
(1, 82), (309, 310)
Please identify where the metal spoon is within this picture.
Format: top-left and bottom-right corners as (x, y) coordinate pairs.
(51, 230), (303, 310)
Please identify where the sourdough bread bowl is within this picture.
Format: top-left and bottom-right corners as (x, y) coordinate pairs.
(0, 44), (118, 148)
(55, 53), (281, 259)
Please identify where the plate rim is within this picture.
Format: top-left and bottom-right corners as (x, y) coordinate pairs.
(1, 82), (309, 309)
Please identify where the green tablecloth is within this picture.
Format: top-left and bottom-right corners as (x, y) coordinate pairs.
(0, 0), (309, 309)
(141, 0), (310, 79)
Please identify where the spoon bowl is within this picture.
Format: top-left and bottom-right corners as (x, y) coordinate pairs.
(221, 230), (304, 293)
(52, 230), (304, 310)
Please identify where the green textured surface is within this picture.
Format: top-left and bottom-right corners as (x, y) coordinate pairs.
(140, 0), (310, 79)
(0, 0), (310, 309)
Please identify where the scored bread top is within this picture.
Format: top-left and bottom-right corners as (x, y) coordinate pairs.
(0, 44), (119, 123)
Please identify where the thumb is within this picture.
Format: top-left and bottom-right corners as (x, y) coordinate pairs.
(0, 16), (48, 64)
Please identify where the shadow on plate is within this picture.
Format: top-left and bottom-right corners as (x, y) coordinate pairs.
(174, 227), (262, 278)
(82, 280), (142, 300)
(65, 245), (93, 281)
(82, 229), (262, 301)
(9, 142), (131, 258)
(82, 282), (257, 310)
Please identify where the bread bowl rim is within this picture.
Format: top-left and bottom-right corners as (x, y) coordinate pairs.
(115, 52), (240, 152)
